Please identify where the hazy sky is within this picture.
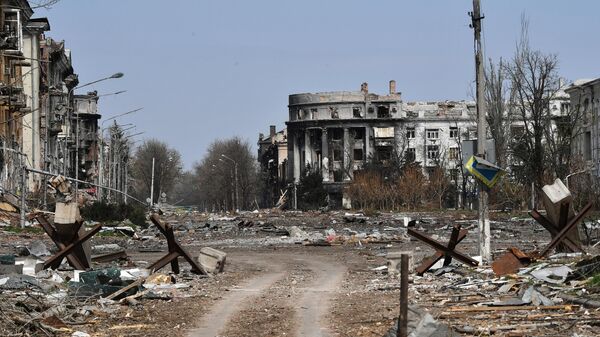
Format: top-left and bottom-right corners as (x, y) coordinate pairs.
(35, 0), (599, 168)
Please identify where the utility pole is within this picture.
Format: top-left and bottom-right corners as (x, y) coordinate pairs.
(150, 157), (155, 206)
(233, 161), (239, 211)
(470, 0), (491, 262)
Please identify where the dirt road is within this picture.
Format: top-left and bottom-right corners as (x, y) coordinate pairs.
(187, 252), (347, 337)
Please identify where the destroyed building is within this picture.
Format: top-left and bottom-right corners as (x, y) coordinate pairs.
(72, 91), (100, 185)
(566, 78), (600, 179)
(0, 1), (106, 203)
(257, 126), (288, 207)
(39, 37), (78, 179)
(284, 81), (476, 207)
(0, 0), (33, 193)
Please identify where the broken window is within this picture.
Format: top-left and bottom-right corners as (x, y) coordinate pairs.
(450, 127), (459, 139)
(368, 106), (374, 114)
(449, 169), (459, 182)
(426, 129), (439, 139)
(353, 149), (363, 161)
(333, 148), (343, 162)
(377, 105), (390, 118)
(310, 108), (317, 119)
(448, 147), (458, 160)
(406, 127), (415, 139)
(331, 128), (343, 141)
(352, 128), (365, 140)
(329, 106), (339, 119)
(377, 146), (392, 161)
(2, 10), (22, 51)
(427, 145), (439, 160)
(353, 107), (363, 118)
(406, 148), (416, 162)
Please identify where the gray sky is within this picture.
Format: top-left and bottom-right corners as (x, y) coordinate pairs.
(36, 0), (600, 169)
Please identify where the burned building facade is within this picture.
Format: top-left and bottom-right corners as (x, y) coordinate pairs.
(566, 78), (600, 179)
(0, 1), (105, 204)
(257, 125), (287, 207)
(285, 81), (475, 207)
(72, 92), (100, 184)
(40, 37), (78, 178)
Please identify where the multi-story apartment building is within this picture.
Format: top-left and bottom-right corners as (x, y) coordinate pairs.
(0, 0), (33, 193)
(40, 37), (78, 178)
(566, 78), (600, 178)
(0, 1), (104, 202)
(284, 81), (475, 206)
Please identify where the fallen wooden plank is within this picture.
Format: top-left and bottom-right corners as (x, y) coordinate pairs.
(105, 278), (145, 300)
(445, 304), (578, 313)
(91, 250), (128, 263)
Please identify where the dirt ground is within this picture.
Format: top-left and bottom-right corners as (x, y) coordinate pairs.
(1, 209), (599, 337)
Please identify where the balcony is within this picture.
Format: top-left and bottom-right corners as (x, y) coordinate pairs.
(0, 86), (26, 109)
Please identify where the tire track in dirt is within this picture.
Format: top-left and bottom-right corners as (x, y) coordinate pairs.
(186, 252), (346, 337)
(186, 260), (286, 337)
(296, 258), (347, 337)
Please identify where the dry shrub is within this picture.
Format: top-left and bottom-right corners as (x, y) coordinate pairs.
(569, 173), (600, 211)
(489, 178), (529, 211)
(346, 171), (394, 210)
(397, 165), (428, 209)
(426, 167), (451, 209)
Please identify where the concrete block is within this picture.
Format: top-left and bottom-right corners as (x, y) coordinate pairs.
(15, 257), (44, 276)
(53, 203), (91, 265)
(541, 178), (581, 252)
(197, 247), (227, 274)
(54, 202), (82, 225)
(542, 178), (573, 223)
(387, 251), (414, 274)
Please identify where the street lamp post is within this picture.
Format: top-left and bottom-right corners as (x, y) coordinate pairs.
(220, 154), (239, 211)
(97, 108), (142, 200)
(71, 72), (124, 198)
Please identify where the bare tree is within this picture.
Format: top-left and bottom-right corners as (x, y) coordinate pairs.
(194, 137), (258, 211)
(505, 17), (561, 188)
(544, 88), (587, 180)
(29, 0), (61, 9)
(485, 58), (514, 168)
(130, 139), (182, 204)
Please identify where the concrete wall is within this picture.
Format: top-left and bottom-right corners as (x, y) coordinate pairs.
(22, 31), (42, 190)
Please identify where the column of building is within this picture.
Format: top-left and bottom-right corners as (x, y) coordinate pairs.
(321, 127), (329, 182)
(343, 127), (352, 180)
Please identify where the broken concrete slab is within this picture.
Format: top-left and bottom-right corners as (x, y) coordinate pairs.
(384, 305), (452, 337)
(522, 286), (554, 306)
(92, 244), (124, 254)
(27, 240), (51, 257)
(54, 202), (82, 225)
(387, 251), (413, 274)
(197, 247), (227, 274)
(531, 265), (573, 284)
(15, 257), (44, 276)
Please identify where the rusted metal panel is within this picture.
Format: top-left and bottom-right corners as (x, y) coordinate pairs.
(492, 248), (531, 276)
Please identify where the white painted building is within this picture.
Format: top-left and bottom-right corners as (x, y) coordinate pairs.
(565, 78), (600, 177)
